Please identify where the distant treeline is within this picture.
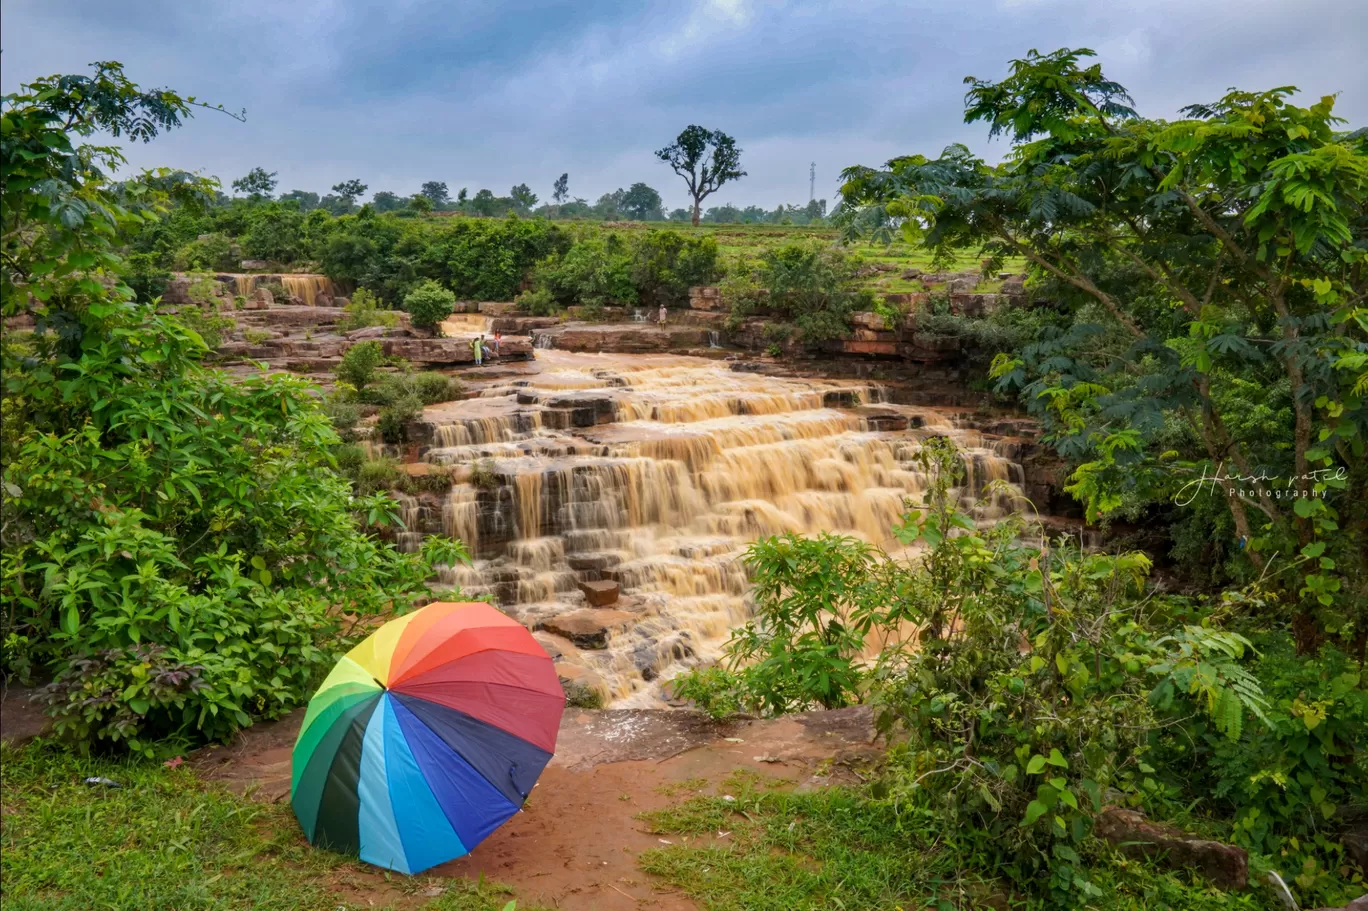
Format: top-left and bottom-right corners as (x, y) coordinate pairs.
(220, 167), (828, 225)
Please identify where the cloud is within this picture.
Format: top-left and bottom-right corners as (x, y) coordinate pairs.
(2, 0), (1365, 209)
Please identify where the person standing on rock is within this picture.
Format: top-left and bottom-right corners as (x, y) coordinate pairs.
(494, 329), (502, 357)
(471, 334), (485, 366)
(658, 304), (667, 328)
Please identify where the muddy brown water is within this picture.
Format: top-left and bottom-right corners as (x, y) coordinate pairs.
(379, 350), (1031, 707)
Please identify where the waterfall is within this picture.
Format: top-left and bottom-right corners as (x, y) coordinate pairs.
(412, 352), (1031, 706)
(708, 330), (721, 348)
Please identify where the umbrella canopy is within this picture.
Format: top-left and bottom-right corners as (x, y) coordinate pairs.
(290, 601), (565, 873)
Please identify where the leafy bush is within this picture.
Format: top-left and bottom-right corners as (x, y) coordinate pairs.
(631, 229), (721, 306)
(119, 253), (172, 304)
(363, 371), (462, 407)
(403, 279), (457, 329)
(377, 393), (422, 443)
(242, 328), (272, 344)
(353, 456), (405, 495)
(516, 287), (560, 316)
(173, 232), (236, 272)
(336, 287), (398, 333)
(335, 340), (384, 390)
(672, 438), (1278, 904)
(724, 242), (870, 345)
(533, 232), (636, 307)
(1, 69), (467, 751)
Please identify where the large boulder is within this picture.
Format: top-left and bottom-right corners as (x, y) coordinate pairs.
(578, 579), (620, 607)
(537, 608), (634, 649)
(1095, 807), (1248, 890)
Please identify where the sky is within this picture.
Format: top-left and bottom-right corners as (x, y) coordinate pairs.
(3, 0), (1366, 211)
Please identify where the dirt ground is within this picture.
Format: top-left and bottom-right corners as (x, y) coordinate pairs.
(190, 706), (881, 910)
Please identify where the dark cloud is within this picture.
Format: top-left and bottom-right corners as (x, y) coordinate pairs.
(3, 0), (1365, 209)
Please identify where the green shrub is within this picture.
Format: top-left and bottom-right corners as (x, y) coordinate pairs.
(363, 371), (462, 407)
(335, 340), (384, 390)
(259, 279), (289, 302)
(751, 241), (870, 345)
(673, 438), (1278, 905)
(336, 287), (398, 333)
(354, 456), (405, 495)
(332, 442), (365, 476)
(324, 400), (361, 438)
(410, 371), (463, 404)
(377, 393), (422, 443)
(120, 252), (172, 304)
(631, 229), (722, 306)
(516, 287), (560, 316)
(175, 294), (235, 350)
(242, 328), (272, 345)
(1, 60), (471, 753)
(403, 279), (457, 329)
(468, 458), (498, 490)
(173, 232), (236, 272)
(533, 232), (636, 307)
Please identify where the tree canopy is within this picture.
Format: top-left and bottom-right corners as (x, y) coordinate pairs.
(656, 125), (746, 226)
(840, 47), (1368, 654)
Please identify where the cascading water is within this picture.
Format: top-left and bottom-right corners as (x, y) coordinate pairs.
(227, 274), (335, 304)
(407, 351), (1029, 707)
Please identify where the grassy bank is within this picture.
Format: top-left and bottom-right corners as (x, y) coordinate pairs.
(639, 771), (1271, 911)
(0, 741), (537, 911)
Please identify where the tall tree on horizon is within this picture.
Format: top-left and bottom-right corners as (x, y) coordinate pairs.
(420, 180), (449, 206)
(552, 172), (569, 204)
(330, 179), (368, 209)
(656, 125), (746, 226)
(231, 166), (276, 200)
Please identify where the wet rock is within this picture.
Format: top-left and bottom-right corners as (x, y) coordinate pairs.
(534, 631), (577, 661)
(537, 608), (634, 649)
(253, 287), (275, 307)
(346, 325), (389, 340)
(822, 389), (861, 408)
(554, 662), (606, 708)
(1095, 806), (1248, 890)
(688, 285), (725, 311)
(578, 579), (620, 607)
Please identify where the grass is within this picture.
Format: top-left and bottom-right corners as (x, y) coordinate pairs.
(0, 740), (543, 911)
(637, 771), (1273, 911)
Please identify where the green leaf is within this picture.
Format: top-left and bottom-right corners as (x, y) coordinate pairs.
(1022, 800), (1049, 826)
(1046, 748), (1068, 768)
(1026, 755), (1046, 775)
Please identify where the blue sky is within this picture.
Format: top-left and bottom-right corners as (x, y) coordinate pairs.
(3, 0), (1366, 210)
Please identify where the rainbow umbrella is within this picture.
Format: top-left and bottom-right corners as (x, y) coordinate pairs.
(290, 601), (565, 873)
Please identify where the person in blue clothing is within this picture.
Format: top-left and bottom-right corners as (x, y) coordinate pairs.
(471, 334), (485, 365)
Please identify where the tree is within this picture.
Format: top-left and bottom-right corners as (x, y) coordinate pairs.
(408, 193), (433, 214)
(510, 183), (538, 212)
(330, 178), (368, 208)
(656, 125), (747, 226)
(552, 172), (569, 204)
(403, 279), (457, 329)
(470, 188), (498, 216)
(1, 61), (463, 749)
(231, 166), (277, 200)
(278, 189), (319, 211)
(621, 182), (664, 221)
(668, 208), (691, 222)
(420, 180), (449, 206)
(370, 190), (404, 213)
(840, 47), (1368, 654)
(457, 187), (468, 206)
(593, 189), (626, 220)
